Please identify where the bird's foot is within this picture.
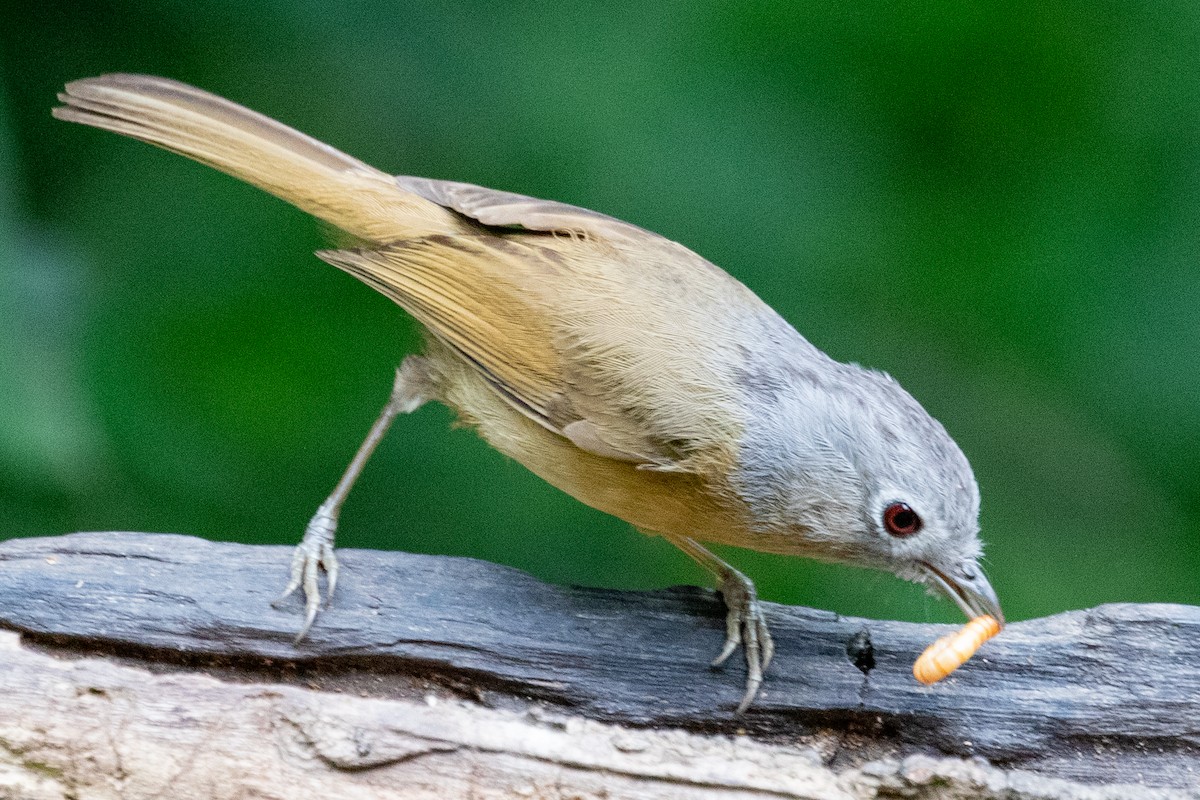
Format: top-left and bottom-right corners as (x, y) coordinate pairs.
(272, 503), (340, 642)
(711, 568), (775, 713)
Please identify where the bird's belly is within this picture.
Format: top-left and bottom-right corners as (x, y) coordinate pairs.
(427, 345), (743, 542)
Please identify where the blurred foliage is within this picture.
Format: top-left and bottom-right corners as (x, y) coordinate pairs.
(0, 1), (1197, 626)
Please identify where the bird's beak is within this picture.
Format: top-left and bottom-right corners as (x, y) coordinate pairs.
(919, 558), (1004, 626)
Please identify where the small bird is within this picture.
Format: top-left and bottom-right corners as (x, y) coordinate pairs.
(54, 74), (1003, 711)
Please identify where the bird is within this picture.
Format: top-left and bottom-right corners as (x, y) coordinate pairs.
(54, 74), (1003, 712)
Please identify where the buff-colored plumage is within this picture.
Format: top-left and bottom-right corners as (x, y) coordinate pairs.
(55, 75), (1005, 710)
(54, 74), (755, 541)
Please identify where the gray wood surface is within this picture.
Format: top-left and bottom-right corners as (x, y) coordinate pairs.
(1, 531), (1197, 793)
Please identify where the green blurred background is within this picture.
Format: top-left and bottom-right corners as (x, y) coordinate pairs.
(1, 1), (1197, 625)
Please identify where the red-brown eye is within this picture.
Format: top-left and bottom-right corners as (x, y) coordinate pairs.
(883, 502), (922, 537)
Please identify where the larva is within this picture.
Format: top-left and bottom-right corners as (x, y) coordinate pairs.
(913, 614), (1001, 685)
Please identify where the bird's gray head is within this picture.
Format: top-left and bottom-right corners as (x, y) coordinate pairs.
(733, 357), (1003, 625)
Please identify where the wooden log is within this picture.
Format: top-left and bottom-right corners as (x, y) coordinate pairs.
(0, 531), (1196, 799)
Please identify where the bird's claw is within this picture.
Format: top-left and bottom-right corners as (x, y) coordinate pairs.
(272, 504), (340, 642)
(711, 569), (775, 713)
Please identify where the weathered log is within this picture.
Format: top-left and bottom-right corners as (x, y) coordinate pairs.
(0, 531), (1196, 799)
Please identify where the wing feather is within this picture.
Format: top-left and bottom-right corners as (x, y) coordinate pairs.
(323, 181), (769, 475)
(395, 175), (655, 241)
(317, 238), (568, 427)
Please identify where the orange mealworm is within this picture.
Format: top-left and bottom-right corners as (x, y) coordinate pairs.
(913, 614), (1001, 685)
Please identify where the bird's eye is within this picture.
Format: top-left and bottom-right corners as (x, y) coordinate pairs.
(883, 502), (922, 537)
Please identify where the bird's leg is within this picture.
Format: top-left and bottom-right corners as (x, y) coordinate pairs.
(663, 534), (775, 713)
(274, 356), (430, 641)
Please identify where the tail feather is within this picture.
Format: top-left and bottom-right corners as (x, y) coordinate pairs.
(53, 74), (460, 243)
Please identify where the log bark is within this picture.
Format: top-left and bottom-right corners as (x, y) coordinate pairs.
(0, 531), (1196, 799)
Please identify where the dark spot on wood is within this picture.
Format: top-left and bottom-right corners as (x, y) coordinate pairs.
(846, 628), (875, 675)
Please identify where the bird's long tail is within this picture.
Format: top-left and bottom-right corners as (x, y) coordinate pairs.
(54, 74), (461, 243)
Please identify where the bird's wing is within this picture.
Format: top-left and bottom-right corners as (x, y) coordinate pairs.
(318, 235), (571, 431)
(395, 176), (656, 241)
(324, 180), (772, 473)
